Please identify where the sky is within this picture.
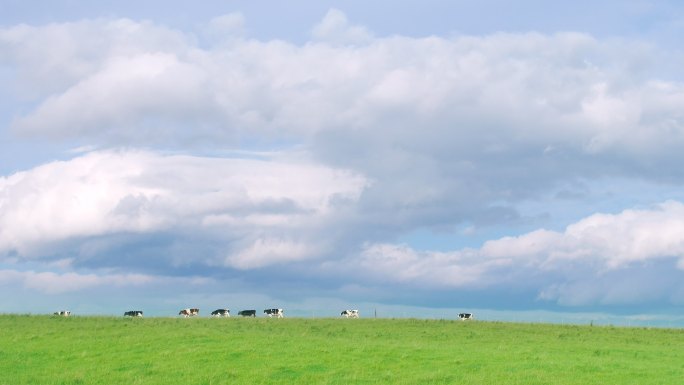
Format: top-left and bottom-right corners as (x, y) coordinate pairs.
(2, 1), (684, 324)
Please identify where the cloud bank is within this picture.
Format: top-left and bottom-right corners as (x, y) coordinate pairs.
(345, 202), (684, 306)
(2, 10), (684, 313)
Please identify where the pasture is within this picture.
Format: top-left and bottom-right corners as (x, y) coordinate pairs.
(0, 315), (682, 384)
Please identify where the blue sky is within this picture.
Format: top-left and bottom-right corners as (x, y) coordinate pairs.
(2, 1), (684, 323)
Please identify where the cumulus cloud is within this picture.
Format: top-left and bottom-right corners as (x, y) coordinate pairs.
(12, 52), (214, 139)
(2, 16), (682, 223)
(3, 16), (682, 158)
(0, 18), (190, 97)
(481, 201), (684, 268)
(333, 202), (684, 307)
(0, 149), (368, 269)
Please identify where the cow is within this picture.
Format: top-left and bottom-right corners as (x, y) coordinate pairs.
(341, 309), (359, 318)
(53, 310), (71, 316)
(458, 313), (473, 320)
(238, 309), (256, 317)
(211, 309), (230, 317)
(264, 308), (284, 318)
(124, 310), (143, 317)
(179, 308), (199, 317)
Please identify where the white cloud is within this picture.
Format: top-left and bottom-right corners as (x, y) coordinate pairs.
(2, 18), (682, 191)
(12, 52), (213, 138)
(2, 18), (682, 181)
(0, 18), (672, 145)
(0, 269), (156, 294)
(0, 19), (190, 97)
(482, 200), (684, 268)
(311, 9), (373, 45)
(337, 202), (684, 306)
(0, 149), (368, 264)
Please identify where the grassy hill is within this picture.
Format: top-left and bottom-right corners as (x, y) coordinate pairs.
(0, 315), (682, 384)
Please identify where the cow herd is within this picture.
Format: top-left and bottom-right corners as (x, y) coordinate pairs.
(53, 309), (475, 320)
(55, 308), (355, 318)
(123, 308), (285, 318)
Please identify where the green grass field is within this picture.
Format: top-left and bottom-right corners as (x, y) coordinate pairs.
(0, 315), (682, 385)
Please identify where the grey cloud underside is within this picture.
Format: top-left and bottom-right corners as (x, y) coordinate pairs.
(2, 14), (684, 312)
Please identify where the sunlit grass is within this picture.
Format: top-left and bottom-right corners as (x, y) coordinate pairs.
(0, 315), (682, 384)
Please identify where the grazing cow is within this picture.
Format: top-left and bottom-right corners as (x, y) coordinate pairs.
(211, 309), (230, 317)
(341, 309), (359, 318)
(179, 308), (199, 317)
(263, 308), (284, 318)
(238, 309), (256, 317)
(458, 313), (473, 320)
(53, 310), (71, 316)
(124, 310), (143, 317)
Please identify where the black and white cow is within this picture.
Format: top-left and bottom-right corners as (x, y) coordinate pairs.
(211, 309), (230, 317)
(238, 310), (257, 317)
(124, 310), (143, 317)
(458, 313), (473, 320)
(53, 310), (71, 316)
(341, 309), (359, 318)
(264, 308), (284, 318)
(179, 308), (199, 317)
